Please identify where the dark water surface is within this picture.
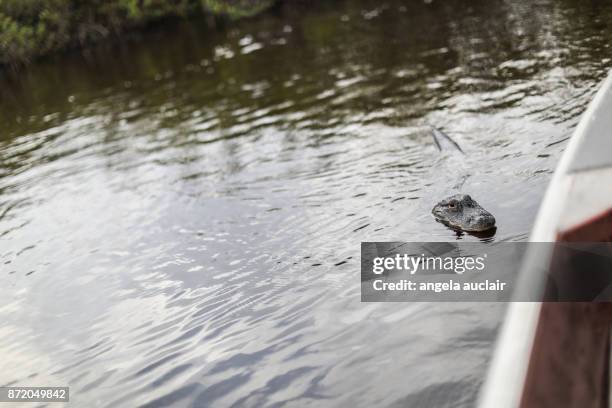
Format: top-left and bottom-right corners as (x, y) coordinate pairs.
(1, 0), (612, 406)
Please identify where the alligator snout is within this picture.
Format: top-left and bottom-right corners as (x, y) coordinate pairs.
(432, 194), (496, 232)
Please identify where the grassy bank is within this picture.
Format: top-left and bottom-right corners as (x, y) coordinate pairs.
(0, 0), (276, 67)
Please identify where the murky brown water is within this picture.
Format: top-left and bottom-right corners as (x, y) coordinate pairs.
(1, 0), (611, 406)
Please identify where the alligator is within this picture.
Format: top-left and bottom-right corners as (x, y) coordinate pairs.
(429, 127), (496, 232)
(432, 193), (496, 232)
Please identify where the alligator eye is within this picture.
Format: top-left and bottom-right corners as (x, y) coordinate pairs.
(448, 202), (455, 208)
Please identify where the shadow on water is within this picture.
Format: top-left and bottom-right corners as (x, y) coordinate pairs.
(1, 0), (612, 406)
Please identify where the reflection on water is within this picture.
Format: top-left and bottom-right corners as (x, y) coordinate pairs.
(1, 0), (611, 406)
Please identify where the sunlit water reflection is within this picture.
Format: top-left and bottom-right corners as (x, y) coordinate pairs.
(1, 0), (611, 406)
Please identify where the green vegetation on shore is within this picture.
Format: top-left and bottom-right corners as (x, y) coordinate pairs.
(0, 0), (276, 67)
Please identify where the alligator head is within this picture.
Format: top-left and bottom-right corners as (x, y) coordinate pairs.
(432, 194), (496, 232)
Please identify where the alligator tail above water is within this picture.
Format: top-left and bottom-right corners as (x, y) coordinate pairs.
(429, 127), (496, 232)
(431, 126), (464, 154)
